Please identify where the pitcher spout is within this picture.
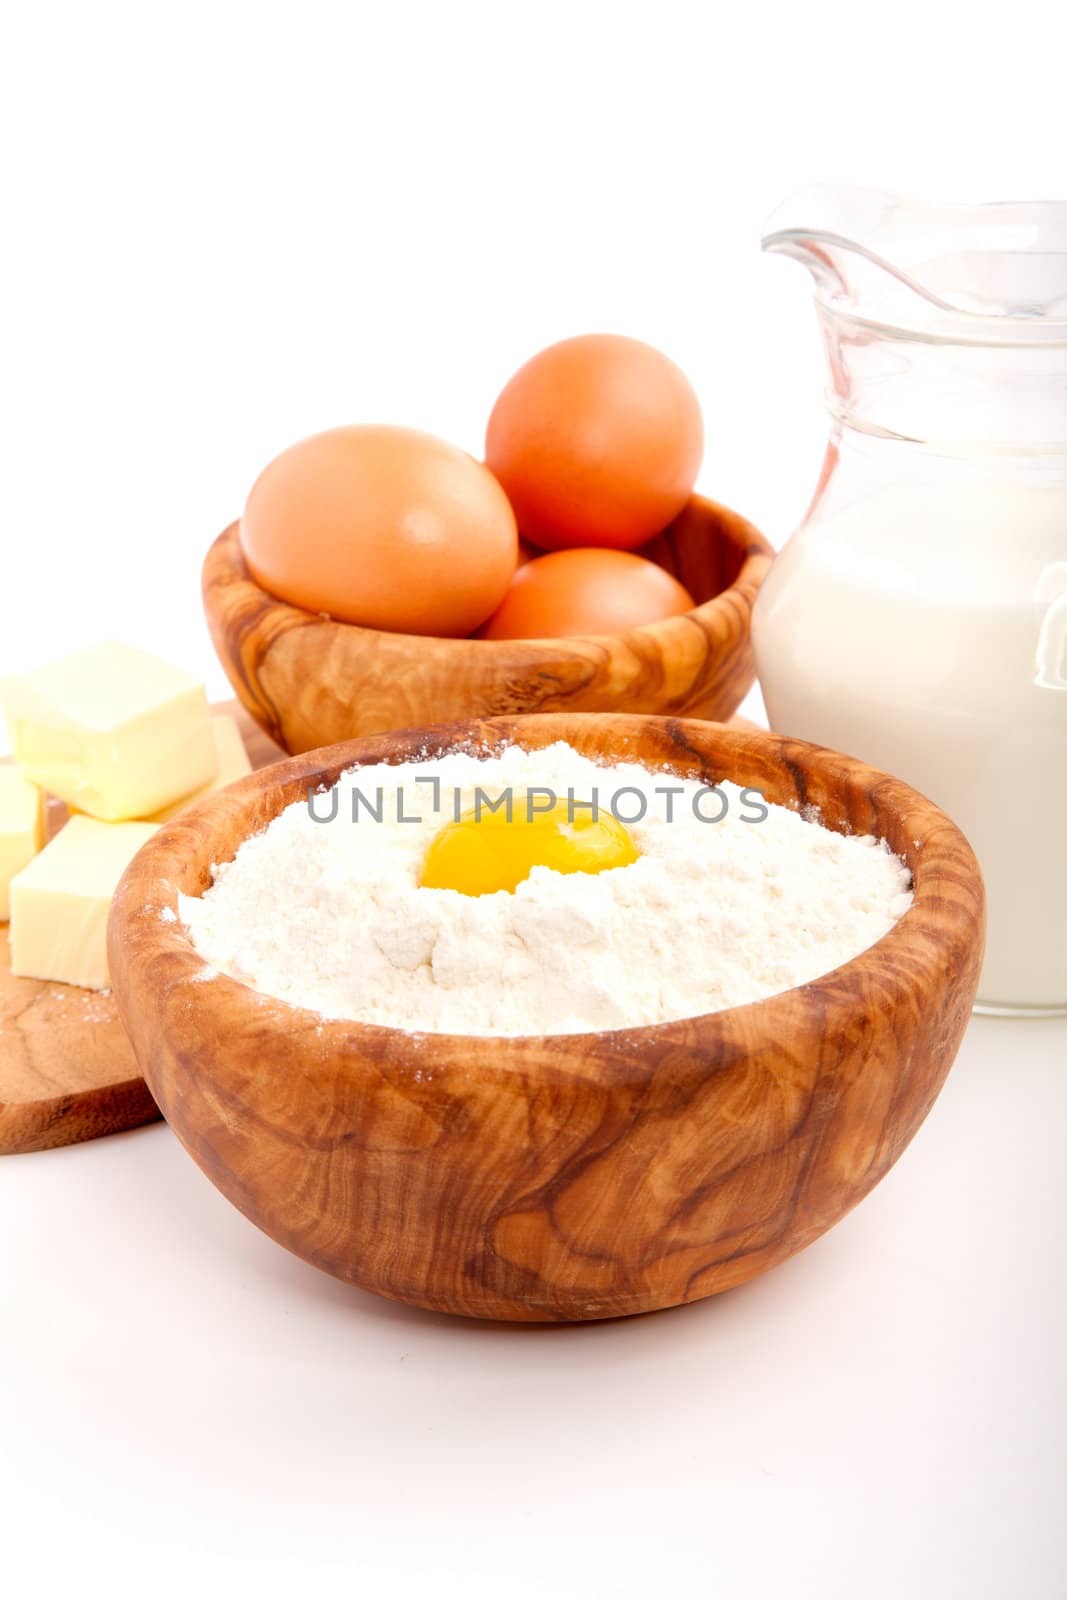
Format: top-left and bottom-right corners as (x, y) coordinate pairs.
(762, 184), (1067, 342)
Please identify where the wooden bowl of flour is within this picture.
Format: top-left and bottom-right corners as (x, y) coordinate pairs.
(107, 714), (984, 1322)
(201, 496), (773, 753)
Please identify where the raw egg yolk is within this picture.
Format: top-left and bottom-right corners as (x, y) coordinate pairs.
(419, 799), (638, 896)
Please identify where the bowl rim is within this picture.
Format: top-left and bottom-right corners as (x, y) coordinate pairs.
(205, 491), (773, 655)
(109, 713), (986, 1073)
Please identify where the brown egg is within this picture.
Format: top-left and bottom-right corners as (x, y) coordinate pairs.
(240, 425), (518, 637)
(485, 334), (705, 552)
(478, 547), (696, 640)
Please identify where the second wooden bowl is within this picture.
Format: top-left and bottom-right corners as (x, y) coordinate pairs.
(108, 714), (984, 1323)
(203, 496), (773, 753)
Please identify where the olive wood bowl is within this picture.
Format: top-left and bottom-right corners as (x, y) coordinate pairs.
(202, 495), (773, 754)
(108, 714), (984, 1323)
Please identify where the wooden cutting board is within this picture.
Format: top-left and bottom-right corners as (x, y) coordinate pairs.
(0, 707), (759, 1156)
(0, 703), (284, 1155)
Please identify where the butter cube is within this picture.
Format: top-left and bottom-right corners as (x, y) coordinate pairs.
(2, 642), (215, 821)
(9, 814), (158, 989)
(147, 716), (252, 822)
(1, 767), (45, 920)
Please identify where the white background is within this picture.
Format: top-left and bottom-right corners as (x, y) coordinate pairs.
(2, 4), (1065, 1596)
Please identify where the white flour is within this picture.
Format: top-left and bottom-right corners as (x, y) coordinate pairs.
(178, 742), (912, 1036)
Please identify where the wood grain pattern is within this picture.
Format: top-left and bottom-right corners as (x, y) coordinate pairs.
(0, 704), (284, 1156)
(108, 714), (985, 1322)
(202, 495), (773, 754)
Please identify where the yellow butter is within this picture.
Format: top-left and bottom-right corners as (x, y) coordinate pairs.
(9, 814), (158, 989)
(2, 642), (215, 821)
(147, 716), (252, 822)
(0, 766), (45, 921)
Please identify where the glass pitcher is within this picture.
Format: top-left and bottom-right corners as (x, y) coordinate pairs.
(753, 186), (1067, 1016)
